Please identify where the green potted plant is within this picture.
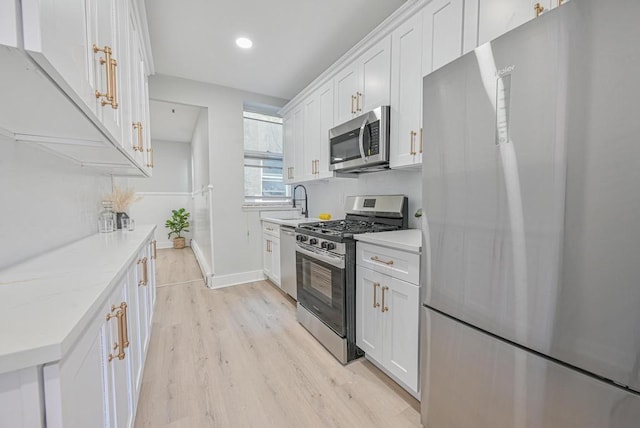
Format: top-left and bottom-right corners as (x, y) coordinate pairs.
(165, 208), (190, 249)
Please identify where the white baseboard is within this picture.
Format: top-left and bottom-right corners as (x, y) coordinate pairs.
(191, 239), (213, 286)
(209, 270), (265, 289)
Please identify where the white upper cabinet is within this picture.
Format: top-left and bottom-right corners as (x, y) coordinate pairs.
(22, 0), (99, 117)
(7, 0), (152, 176)
(463, 0), (553, 53)
(303, 95), (320, 181)
(334, 36), (391, 125)
(422, 0), (464, 74)
(390, 0), (464, 169)
(0, 0), (18, 47)
(390, 13), (423, 169)
(317, 81), (334, 178)
(283, 113), (295, 185)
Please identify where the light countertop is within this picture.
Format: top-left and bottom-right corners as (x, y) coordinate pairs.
(355, 229), (422, 254)
(0, 226), (156, 374)
(262, 217), (322, 228)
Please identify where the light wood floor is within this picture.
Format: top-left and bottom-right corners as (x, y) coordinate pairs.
(135, 248), (421, 428)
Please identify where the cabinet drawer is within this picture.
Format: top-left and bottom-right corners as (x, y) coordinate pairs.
(262, 222), (280, 237)
(357, 242), (419, 284)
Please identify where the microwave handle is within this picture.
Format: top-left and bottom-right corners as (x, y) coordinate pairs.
(358, 117), (369, 162)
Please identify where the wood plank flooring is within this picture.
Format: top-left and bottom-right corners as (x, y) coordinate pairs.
(135, 248), (421, 428)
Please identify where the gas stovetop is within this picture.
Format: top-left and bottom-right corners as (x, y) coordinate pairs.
(297, 219), (400, 239)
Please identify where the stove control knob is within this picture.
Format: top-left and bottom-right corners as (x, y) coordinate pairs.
(299, 235), (308, 242)
(326, 243), (336, 251)
(321, 241), (328, 249)
(309, 238), (318, 245)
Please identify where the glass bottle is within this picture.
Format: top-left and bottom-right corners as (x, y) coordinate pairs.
(98, 201), (116, 233)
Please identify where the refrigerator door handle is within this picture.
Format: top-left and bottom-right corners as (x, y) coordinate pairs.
(422, 213), (432, 303)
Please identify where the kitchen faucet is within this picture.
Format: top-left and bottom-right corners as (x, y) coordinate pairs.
(292, 185), (308, 218)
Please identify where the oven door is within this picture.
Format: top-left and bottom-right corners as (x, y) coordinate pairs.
(296, 245), (346, 336)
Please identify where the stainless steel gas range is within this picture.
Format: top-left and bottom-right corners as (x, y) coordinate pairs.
(295, 195), (408, 364)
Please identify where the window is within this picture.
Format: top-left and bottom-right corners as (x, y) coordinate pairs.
(243, 111), (290, 205)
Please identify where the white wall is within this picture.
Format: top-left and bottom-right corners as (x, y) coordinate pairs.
(116, 140), (194, 248)
(149, 74), (288, 286)
(304, 168), (423, 229)
(0, 135), (112, 269)
(130, 140), (192, 192)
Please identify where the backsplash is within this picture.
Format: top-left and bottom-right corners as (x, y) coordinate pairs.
(0, 136), (111, 269)
(304, 168), (422, 229)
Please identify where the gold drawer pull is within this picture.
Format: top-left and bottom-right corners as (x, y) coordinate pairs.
(152, 239), (157, 260)
(534, 2), (544, 16)
(109, 58), (118, 109)
(356, 92), (362, 112)
(373, 282), (380, 308)
(381, 286), (389, 313)
(419, 128), (423, 154)
(112, 302), (129, 349)
(106, 308), (125, 361)
(138, 257), (148, 286)
(147, 148), (154, 168)
(371, 256), (394, 266)
(93, 44), (113, 106)
(133, 122), (143, 151)
(410, 130), (417, 155)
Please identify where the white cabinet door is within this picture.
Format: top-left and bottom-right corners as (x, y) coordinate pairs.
(334, 64), (359, 124)
(463, 0), (545, 53)
(105, 279), (134, 428)
(423, 0), (464, 74)
(22, 0), (98, 116)
(0, 0), (18, 47)
(390, 13), (423, 169)
(382, 276), (420, 392)
(359, 36), (391, 114)
(43, 301), (110, 428)
(292, 105), (305, 182)
(263, 235), (273, 279)
(317, 81), (334, 178)
(303, 94), (320, 181)
(356, 266), (384, 361)
(92, 0), (124, 142)
(271, 237), (281, 286)
(283, 113), (295, 184)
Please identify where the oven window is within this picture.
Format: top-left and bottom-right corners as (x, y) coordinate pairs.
(306, 262), (333, 304)
(296, 252), (346, 335)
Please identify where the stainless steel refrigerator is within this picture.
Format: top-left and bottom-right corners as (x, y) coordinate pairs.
(420, 0), (640, 426)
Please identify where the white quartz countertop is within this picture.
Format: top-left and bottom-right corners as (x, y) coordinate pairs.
(261, 217), (322, 227)
(0, 225), (156, 374)
(355, 229), (422, 253)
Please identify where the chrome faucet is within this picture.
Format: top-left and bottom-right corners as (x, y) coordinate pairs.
(292, 185), (308, 218)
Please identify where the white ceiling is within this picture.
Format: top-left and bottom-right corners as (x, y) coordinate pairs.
(145, 0), (407, 100)
(149, 100), (203, 143)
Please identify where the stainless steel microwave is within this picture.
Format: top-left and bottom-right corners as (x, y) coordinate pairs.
(329, 106), (390, 173)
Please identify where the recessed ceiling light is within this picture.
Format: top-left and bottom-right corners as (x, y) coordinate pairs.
(236, 37), (253, 49)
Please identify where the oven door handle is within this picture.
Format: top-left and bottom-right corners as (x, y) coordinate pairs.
(296, 245), (345, 269)
(358, 116), (369, 162)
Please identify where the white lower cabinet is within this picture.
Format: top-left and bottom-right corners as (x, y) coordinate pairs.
(356, 245), (420, 396)
(263, 222), (281, 286)
(33, 236), (156, 428)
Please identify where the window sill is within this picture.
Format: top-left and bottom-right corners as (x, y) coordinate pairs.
(241, 204), (299, 212)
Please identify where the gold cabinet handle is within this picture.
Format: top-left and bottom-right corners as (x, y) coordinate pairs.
(152, 239), (157, 260)
(138, 257), (148, 286)
(557, 0), (563, 5)
(410, 131), (417, 155)
(381, 286), (389, 313)
(534, 2), (544, 16)
(109, 58), (118, 109)
(132, 123), (140, 150)
(147, 148), (154, 168)
(93, 45), (113, 106)
(371, 255), (394, 266)
(356, 92), (362, 112)
(112, 302), (129, 349)
(351, 95), (356, 114)
(106, 308), (125, 361)
(419, 128), (423, 154)
(373, 282), (380, 308)
(138, 122), (144, 151)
